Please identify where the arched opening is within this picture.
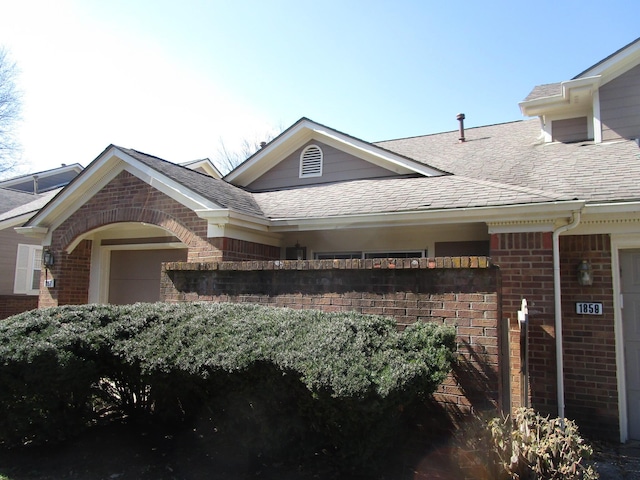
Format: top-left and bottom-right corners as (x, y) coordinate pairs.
(71, 222), (188, 304)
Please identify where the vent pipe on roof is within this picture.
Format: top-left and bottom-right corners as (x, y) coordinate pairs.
(260, 141), (267, 149)
(32, 175), (39, 194)
(457, 113), (466, 143)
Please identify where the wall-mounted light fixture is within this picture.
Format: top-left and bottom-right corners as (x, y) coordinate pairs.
(577, 260), (593, 286)
(43, 248), (54, 268)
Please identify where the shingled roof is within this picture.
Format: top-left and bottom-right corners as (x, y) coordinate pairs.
(0, 188), (41, 215)
(107, 116), (637, 222)
(523, 83), (562, 102)
(254, 174), (570, 220)
(376, 119), (640, 204)
(118, 147), (265, 217)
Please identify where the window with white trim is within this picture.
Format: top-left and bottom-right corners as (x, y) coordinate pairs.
(299, 144), (323, 178)
(14, 244), (42, 295)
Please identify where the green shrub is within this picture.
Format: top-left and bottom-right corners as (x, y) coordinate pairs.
(458, 407), (599, 479)
(0, 302), (456, 470)
(0, 306), (103, 445)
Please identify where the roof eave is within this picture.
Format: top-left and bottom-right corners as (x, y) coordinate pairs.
(25, 146), (223, 232)
(520, 76), (601, 117)
(267, 200), (585, 232)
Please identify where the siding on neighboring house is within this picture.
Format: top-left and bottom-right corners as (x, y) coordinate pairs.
(0, 227), (40, 295)
(247, 140), (396, 191)
(600, 63), (640, 141)
(552, 117), (588, 143)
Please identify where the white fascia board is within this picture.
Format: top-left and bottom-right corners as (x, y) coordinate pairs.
(225, 122), (313, 185)
(0, 212), (35, 230)
(122, 162), (220, 211)
(195, 208), (271, 231)
(578, 39), (640, 82)
(28, 147), (223, 233)
(584, 200), (640, 215)
(26, 146), (124, 228)
(225, 119), (442, 186)
(181, 158), (222, 179)
(520, 77), (601, 117)
(268, 201), (585, 232)
(14, 225), (48, 239)
(309, 127), (442, 177)
(194, 208), (280, 245)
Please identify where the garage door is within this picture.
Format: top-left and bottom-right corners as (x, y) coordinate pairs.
(621, 249), (640, 440)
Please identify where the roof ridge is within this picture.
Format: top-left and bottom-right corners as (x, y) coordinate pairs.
(374, 119), (529, 144)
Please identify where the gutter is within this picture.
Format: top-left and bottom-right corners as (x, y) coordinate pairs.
(552, 210), (582, 421)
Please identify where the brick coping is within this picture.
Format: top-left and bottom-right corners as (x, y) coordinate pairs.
(164, 256), (493, 272)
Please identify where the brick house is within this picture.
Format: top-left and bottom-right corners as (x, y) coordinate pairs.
(14, 37), (640, 442)
(0, 164), (82, 319)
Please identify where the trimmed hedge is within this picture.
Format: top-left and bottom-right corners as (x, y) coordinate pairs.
(0, 302), (456, 468)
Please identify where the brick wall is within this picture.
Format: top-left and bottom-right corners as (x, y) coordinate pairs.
(0, 295), (38, 320)
(560, 234), (618, 439)
(492, 232), (619, 441)
(162, 256), (503, 418)
(40, 171), (280, 307)
(39, 240), (93, 308)
(490, 232), (556, 414)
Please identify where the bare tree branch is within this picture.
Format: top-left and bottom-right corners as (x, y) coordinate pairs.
(214, 125), (282, 175)
(0, 47), (22, 177)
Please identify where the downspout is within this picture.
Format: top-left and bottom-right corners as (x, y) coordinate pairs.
(552, 210), (582, 420)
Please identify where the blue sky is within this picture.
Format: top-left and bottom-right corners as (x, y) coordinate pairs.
(0, 0), (638, 174)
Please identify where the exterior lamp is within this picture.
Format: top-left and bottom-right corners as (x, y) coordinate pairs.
(577, 260), (593, 286)
(43, 249), (54, 268)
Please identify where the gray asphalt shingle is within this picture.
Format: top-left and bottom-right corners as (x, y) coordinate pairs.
(113, 117), (640, 222)
(376, 119), (640, 204)
(119, 147), (265, 217)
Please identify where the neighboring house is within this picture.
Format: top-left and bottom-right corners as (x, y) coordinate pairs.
(0, 164), (83, 319)
(12, 38), (640, 442)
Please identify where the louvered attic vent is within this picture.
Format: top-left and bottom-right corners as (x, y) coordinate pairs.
(299, 144), (323, 178)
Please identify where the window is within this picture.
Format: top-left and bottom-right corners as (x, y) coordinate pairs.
(315, 250), (425, 260)
(364, 251), (425, 259)
(315, 252), (361, 260)
(14, 244), (42, 295)
(299, 144), (323, 178)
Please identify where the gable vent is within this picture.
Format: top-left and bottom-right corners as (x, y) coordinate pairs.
(299, 144), (323, 178)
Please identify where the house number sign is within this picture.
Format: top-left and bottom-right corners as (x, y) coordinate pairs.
(575, 302), (603, 315)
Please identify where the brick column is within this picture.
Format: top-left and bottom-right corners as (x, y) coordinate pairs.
(491, 232), (557, 415)
(39, 240), (92, 308)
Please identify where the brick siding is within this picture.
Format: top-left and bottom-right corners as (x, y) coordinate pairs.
(39, 172), (280, 308)
(0, 295), (38, 320)
(560, 234), (618, 439)
(492, 232), (619, 441)
(162, 257), (503, 419)
(491, 232), (556, 414)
